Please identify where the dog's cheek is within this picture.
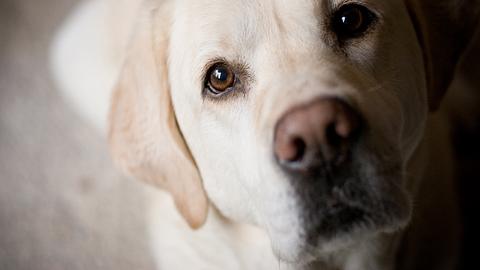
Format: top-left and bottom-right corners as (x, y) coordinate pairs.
(377, 6), (429, 162)
(179, 104), (268, 226)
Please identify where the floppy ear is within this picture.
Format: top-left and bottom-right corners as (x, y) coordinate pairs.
(405, 0), (480, 111)
(108, 3), (208, 229)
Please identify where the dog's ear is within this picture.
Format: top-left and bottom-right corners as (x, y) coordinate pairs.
(108, 4), (208, 229)
(405, 0), (480, 111)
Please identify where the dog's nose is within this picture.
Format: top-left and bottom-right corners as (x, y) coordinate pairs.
(274, 98), (361, 174)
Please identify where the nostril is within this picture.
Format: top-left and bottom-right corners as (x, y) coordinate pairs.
(289, 137), (306, 162)
(326, 123), (342, 148)
(275, 135), (307, 164)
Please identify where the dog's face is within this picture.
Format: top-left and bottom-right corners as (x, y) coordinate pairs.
(109, 0), (477, 265)
(169, 0), (423, 261)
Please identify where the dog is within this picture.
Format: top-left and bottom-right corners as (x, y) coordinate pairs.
(51, 0), (479, 269)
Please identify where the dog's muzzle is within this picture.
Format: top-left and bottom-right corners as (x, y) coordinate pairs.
(273, 97), (374, 241)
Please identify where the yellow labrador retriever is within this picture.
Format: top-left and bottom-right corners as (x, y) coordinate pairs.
(51, 0), (479, 269)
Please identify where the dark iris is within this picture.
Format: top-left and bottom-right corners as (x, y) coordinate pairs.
(332, 4), (376, 39)
(206, 63), (235, 95)
(213, 67), (228, 81)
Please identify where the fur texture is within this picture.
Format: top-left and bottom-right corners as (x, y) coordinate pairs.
(51, 0), (479, 269)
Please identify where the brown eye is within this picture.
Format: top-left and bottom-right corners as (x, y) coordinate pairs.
(332, 4), (376, 39)
(206, 63), (235, 95)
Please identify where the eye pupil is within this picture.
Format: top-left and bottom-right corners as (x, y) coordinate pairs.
(340, 9), (362, 29)
(333, 4), (375, 39)
(213, 68), (228, 81)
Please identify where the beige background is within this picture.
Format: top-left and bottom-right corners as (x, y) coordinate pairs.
(0, 1), (155, 269)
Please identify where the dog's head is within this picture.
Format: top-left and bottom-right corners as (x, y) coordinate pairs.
(109, 0), (478, 264)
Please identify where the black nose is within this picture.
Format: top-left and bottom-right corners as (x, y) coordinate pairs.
(274, 98), (362, 175)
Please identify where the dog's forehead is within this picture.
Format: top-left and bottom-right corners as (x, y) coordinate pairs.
(176, 0), (320, 48)
(180, 0), (319, 24)
(177, 0), (394, 32)
(173, 0), (399, 64)
(174, 1), (316, 81)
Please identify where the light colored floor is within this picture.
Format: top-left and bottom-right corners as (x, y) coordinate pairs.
(0, 1), (155, 269)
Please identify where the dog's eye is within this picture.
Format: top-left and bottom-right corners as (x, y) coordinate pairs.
(206, 63), (235, 95)
(332, 4), (376, 39)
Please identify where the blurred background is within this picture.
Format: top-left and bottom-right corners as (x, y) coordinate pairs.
(0, 0), (155, 269)
(0, 0), (478, 270)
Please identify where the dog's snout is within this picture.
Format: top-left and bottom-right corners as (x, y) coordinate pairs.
(274, 98), (362, 175)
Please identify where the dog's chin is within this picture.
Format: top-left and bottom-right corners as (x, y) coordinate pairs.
(268, 215), (412, 268)
(310, 203), (410, 246)
(309, 196), (411, 238)
(285, 151), (413, 254)
(270, 187), (412, 265)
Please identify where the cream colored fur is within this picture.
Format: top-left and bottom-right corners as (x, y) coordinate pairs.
(51, 0), (478, 269)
